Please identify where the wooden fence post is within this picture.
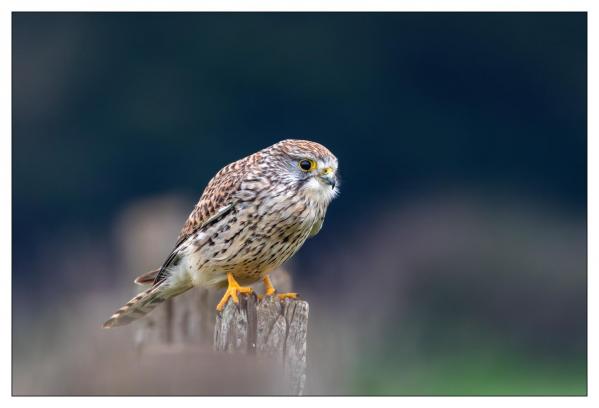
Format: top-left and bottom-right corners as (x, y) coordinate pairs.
(214, 295), (309, 395)
(135, 285), (309, 395)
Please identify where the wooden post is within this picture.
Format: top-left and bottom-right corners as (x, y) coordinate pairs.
(214, 295), (309, 395)
(135, 277), (309, 395)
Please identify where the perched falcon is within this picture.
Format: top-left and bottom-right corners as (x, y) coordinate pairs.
(103, 139), (339, 328)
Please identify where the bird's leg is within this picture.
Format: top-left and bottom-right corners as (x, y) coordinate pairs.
(261, 275), (298, 300)
(216, 272), (254, 311)
(263, 275), (276, 296)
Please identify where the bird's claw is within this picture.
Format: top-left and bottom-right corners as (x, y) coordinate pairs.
(276, 292), (298, 300)
(257, 291), (299, 301)
(260, 275), (298, 301)
(216, 280), (253, 311)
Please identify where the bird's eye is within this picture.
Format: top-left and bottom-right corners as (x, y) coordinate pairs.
(298, 159), (316, 172)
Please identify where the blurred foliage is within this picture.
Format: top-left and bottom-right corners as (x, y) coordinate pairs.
(353, 338), (586, 395)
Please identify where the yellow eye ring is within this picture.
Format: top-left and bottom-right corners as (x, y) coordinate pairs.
(298, 159), (317, 172)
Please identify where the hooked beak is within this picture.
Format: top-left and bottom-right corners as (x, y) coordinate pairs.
(318, 167), (336, 189)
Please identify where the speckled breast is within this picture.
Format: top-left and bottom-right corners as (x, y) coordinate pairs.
(192, 188), (324, 285)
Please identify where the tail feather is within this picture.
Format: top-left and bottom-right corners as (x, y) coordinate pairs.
(103, 282), (189, 329)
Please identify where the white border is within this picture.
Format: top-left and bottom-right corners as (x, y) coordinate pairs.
(1, 1), (593, 12)
(1, 1), (594, 407)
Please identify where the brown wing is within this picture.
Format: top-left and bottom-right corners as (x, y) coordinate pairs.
(151, 154), (259, 286)
(175, 156), (254, 247)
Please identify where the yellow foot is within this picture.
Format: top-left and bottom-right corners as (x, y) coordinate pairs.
(275, 292), (298, 300)
(259, 275), (299, 301)
(257, 292), (298, 301)
(216, 273), (253, 311)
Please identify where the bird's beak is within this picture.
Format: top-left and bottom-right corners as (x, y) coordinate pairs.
(319, 167), (336, 189)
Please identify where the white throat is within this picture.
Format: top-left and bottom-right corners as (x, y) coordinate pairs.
(302, 177), (339, 205)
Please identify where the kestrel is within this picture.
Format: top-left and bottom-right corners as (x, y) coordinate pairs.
(103, 139), (339, 328)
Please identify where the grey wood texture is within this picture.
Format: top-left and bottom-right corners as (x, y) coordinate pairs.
(214, 295), (309, 395)
(135, 283), (308, 395)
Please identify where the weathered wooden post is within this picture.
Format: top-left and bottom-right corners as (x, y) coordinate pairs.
(135, 269), (309, 395)
(214, 295), (309, 395)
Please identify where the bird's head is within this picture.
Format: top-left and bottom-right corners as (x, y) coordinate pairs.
(267, 139), (339, 204)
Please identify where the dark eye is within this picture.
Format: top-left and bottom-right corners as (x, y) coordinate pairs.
(298, 159), (316, 172)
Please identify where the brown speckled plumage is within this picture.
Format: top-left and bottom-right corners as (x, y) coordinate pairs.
(104, 139), (338, 328)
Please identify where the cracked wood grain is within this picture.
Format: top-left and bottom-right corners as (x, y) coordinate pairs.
(134, 272), (307, 395)
(214, 295), (309, 395)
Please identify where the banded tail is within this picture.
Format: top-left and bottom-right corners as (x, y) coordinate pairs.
(102, 281), (191, 329)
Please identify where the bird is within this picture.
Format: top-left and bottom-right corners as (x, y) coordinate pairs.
(103, 139), (339, 328)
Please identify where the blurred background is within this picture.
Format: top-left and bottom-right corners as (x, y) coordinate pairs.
(12, 12), (586, 395)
